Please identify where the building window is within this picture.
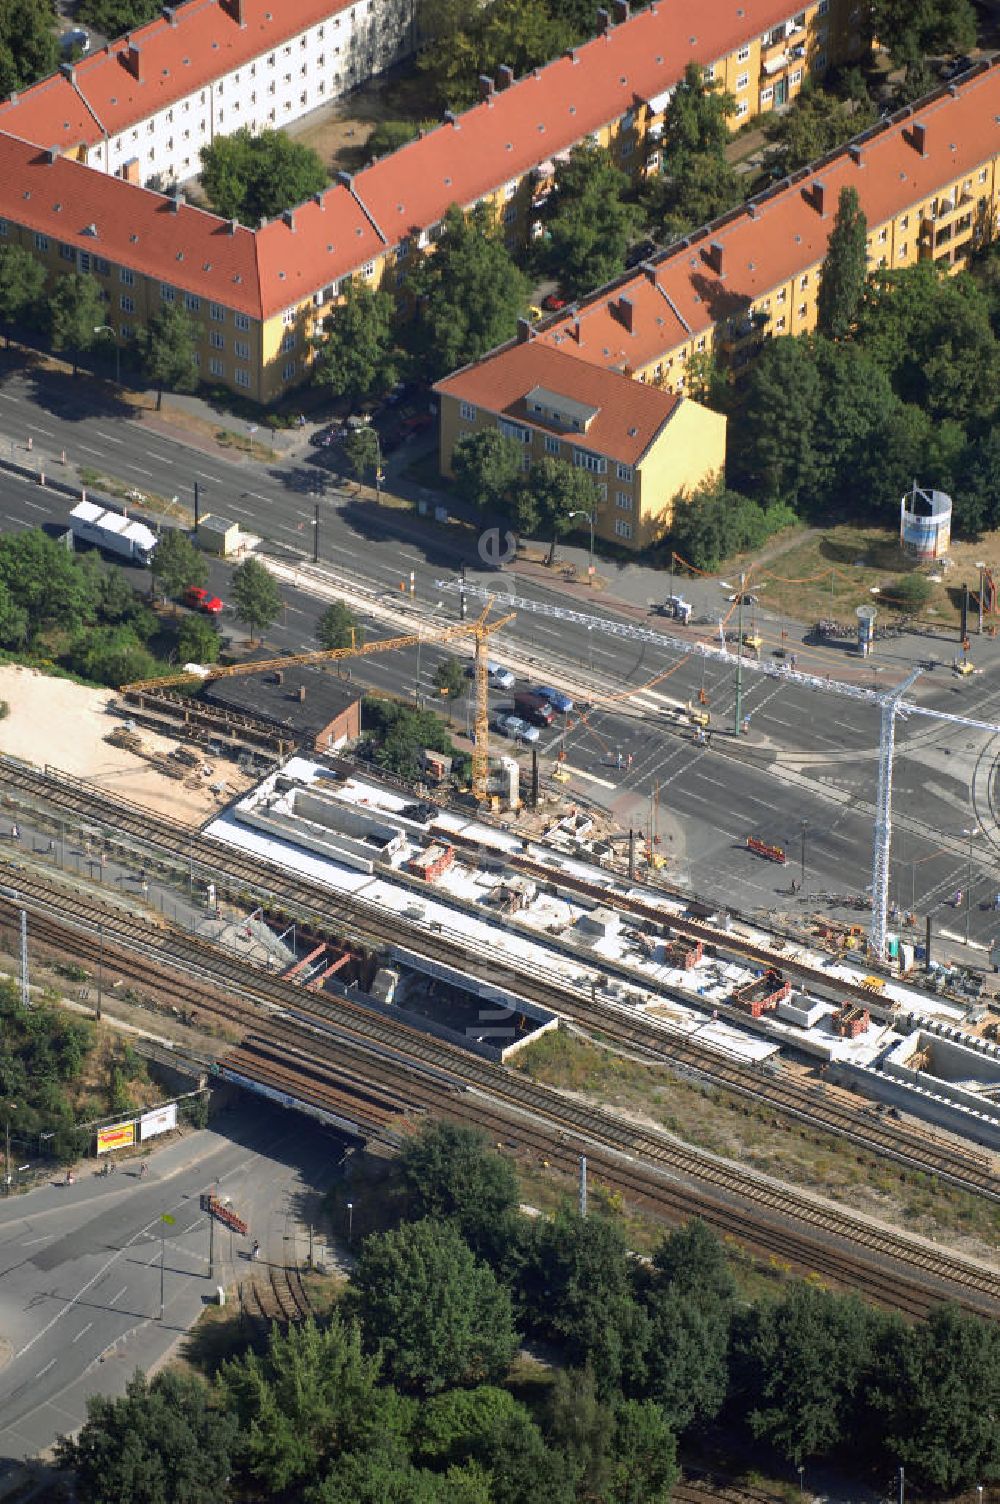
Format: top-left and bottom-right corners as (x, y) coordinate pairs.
(185, 294), (200, 312)
(0, 219), (7, 236)
(283, 360), (296, 380)
(210, 302), (225, 321)
(898, 242), (908, 259)
(878, 227), (888, 244)
(776, 287), (786, 303)
(704, 63), (714, 80)
(979, 167), (989, 184)
(775, 314), (786, 331)
(797, 303), (807, 317)
(362, 261), (375, 277)
(60, 243), (75, 262)
(160, 284), (175, 302)
(282, 307), (296, 326)
(799, 273), (809, 289)
(120, 324), (132, 340)
(736, 71), (749, 90)
(120, 295), (134, 313)
(615, 519), (633, 539)
(615, 491), (633, 510)
(573, 449), (606, 474)
(737, 42), (750, 60)
(499, 418), (530, 443)
(281, 332), (295, 352)
(616, 462), (633, 481)
(210, 331), (224, 350)
(816, 51), (827, 69)
(735, 100), (749, 118)
(544, 435), (560, 455)
(94, 257), (110, 276)
(818, 0), (828, 11)
(209, 357), (224, 377)
(234, 312), (250, 331)
(31, 233), (47, 254)
(460, 401), (476, 421)
(235, 368), (251, 388)
(790, 68), (802, 85)
(234, 339), (250, 359)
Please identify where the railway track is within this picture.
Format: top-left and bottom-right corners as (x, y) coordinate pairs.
(4, 882), (998, 1322)
(1, 759), (996, 1202)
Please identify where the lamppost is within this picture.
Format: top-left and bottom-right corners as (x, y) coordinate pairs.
(963, 826), (980, 945)
(799, 820), (807, 888)
(371, 428), (384, 502)
(312, 500), (320, 564)
(568, 508), (595, 585)
(797, 1465), (805, 1500)
(247, 423), (259, 459)
(346, 1200), (354, 1245)
(414, 602), (443, 703)
(93, 325), (120, 386)
(976, 561), (986, 634)
(3, 1103), (13, 1196)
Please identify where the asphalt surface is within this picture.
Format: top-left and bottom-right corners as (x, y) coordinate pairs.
(2, 361), (1000, 952)
(0, 1101), (345, 1469)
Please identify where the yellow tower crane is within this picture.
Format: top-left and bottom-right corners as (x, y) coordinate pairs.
(122, 601), (515, 803)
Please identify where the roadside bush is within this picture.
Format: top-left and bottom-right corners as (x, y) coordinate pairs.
(887, 573), (933, 612)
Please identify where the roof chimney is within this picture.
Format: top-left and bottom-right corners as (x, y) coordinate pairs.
(298, 684), (307, 703)
(46, 145), (60, 164)
(444, 109), (460, 128)
(496, 64), (514, 90)
(163, 4), (178, 22)
(122, 41), (142, 80)
(479, 74), (495, 101)
(909, 120), (928, 156)
(336, 169), (353, 188)
(170, 190), (184, 211)
(220, 0), (246, 24)
(282, 207), (295, 231)
(8, 91), (17, 105)
(227, 218), (238, 235)
(640, 260), (657, 282)
(59, 62), (76, 83)
(274, 670), (283, 685)
(808, 178), (828, 216)
(617, 294), (634, 332)
(704, 240), (724, 275)
(596, 6), (610, 30)
(611, 0), (629, 20)
(564, 47), (579, 62)
(848, 143), (864, 165)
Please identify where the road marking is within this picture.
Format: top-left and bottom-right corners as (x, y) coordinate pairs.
(108, 1285), (127, 1306)
(77, 444), (103, 457)
(560, 765), (617, 789)
(285, 605), (305, 616)
(195, 471), (222, 483)
(143, 450), (174, 464)
(20, 500), (46, 513)
(22, 1234), (50, 1246)
(35, 1359), (56, 1378)
(0, 392), (18, 402)
(241, 490), (271, 502)
(71, 1322), (93, 1344)
(93, 430), (124, 445)
(124, 466), (153, 479)
(29, 425), (55, 437)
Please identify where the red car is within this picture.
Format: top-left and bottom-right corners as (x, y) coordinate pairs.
(542, 292), (567, 311)
(183, 585), (224, 615)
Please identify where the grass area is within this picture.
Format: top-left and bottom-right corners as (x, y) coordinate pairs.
(736, 522), (993, 631)
(77, 466), (191, 524)
(214, 428), (279, 461)
(515, 1029), (1000, 1260)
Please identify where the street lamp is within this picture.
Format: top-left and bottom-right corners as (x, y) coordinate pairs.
(247, 423), (259, 459)
(3, 1103), (14, 1196)
(93, 325), (120, 386)
(963, 826), (980, 945)
(976, 561), (986, 634)
(414, 602), (444, 703)
(311, 500), (320, 564)
(797, 1465), (805, 1500)
(568, 508), (596, 585)
(346, 1200), (354, 1245)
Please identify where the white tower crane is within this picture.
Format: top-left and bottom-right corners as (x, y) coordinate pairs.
(440, 581), (1000, 959)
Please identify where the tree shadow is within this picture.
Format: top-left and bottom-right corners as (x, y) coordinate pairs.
(816, 531), (911, 570)
(19, 363), (136, 424)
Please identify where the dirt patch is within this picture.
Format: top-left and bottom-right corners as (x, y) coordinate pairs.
(0, 664), (252, 823)
(286, 68), (432, 175)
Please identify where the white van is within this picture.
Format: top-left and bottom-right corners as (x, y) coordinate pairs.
(467, 661), (516, 690)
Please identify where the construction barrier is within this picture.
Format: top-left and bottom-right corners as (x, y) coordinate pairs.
(746, 836), (786, 864)
(202, 1194), (248, 1236)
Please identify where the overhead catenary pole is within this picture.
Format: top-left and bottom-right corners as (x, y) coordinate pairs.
(578, 1155), (587, 1217)
(18, 910), (28, 1010)
(734, 573), (746, 737)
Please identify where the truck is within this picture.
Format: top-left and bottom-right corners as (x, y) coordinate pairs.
(69, 500), (157, 566)
(514, 691), (555, 727)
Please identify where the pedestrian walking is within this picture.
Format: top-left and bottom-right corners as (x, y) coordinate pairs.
(10, 823), (19, 842)
(252, 1239), (260, 1261)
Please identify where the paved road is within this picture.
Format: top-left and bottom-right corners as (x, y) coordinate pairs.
(0, 1101), (345, 1469)
(2, 361), (1000, 951)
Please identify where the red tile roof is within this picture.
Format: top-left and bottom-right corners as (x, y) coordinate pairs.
(354, 0), (819, 241)
(0, 132), (262, 314)
(434, 340), (683, 463)
(255, 186), (387, 313)
(535, 59), (1000, 372)
(0, 0), (351, 147)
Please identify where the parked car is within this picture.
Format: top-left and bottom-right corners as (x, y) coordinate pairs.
(625, 237), (658, 268)
(532, 685), (573, 714)
(310, 423), (345, 448)
(541, 292), (567, 311)
(470, 661), (516, 690)
(59, 27), (89, 55)
(515, 691), (555, 726)
(184, 585), (224, 615)
(494, 713), (540, 744)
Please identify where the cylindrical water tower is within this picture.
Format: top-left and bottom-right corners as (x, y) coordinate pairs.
(899, 482), (952, 560)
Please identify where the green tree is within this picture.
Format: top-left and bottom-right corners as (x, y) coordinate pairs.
(367, 119), (421, 159)
(0, 578), (27, 647)
(0, 244), (45, 346)
(317, 600), (360, 651)
(670, 476), (795, 569)
(310, 1452), (487, 1504)
(638, 1221), (735, 1435)
(607, 1400), (678, 1504)
(77, 0), (161, 38)
(415, 0), (487, 113)
(149, 528), (207, 600)
(230, 556), (282, 644)
(646, 61), (740, 238)
(0, 528), (98, 635)
(887, 573), (932, 612)
(219, 1315), (409, 1494)
(869, 0), (976, 70)
(731, 1285), (881, 1464)
(397, 1121), (520, 1260)
(142, 302), (197, 411)
(68, 624), (158, 686)
(313, 278), (399, 405)
(662, 62), (734, 165)
(544, 142), (640, 300)
(734, 335), (826, 504)
(200, 127), (328, 227)
(405, 206), (529, 381)
(414, 1384), (575, 1504)
(955, 427), (1000, 536)
(49, 273), (106, 376)
(865, 1304), (1000, 1492)
(763, 84), (875, 175)
(0, 0), (58, 94)
(343, 426), (382, 483)
(817, 186), (868, 340)
(175, 613), (221, 665)
(478, 0), (572, 98)
(361, 697), (469, 781)
(432, 655), (466, 704)
(452, 429), (525, 512)
(348, 1218), (518, 1393)
(56, 1368), (237, 1504)
(546, 1366), (613, 1500)
(521, 456), (600, 564)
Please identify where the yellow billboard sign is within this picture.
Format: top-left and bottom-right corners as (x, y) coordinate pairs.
(97, 1121), (136, 1154)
